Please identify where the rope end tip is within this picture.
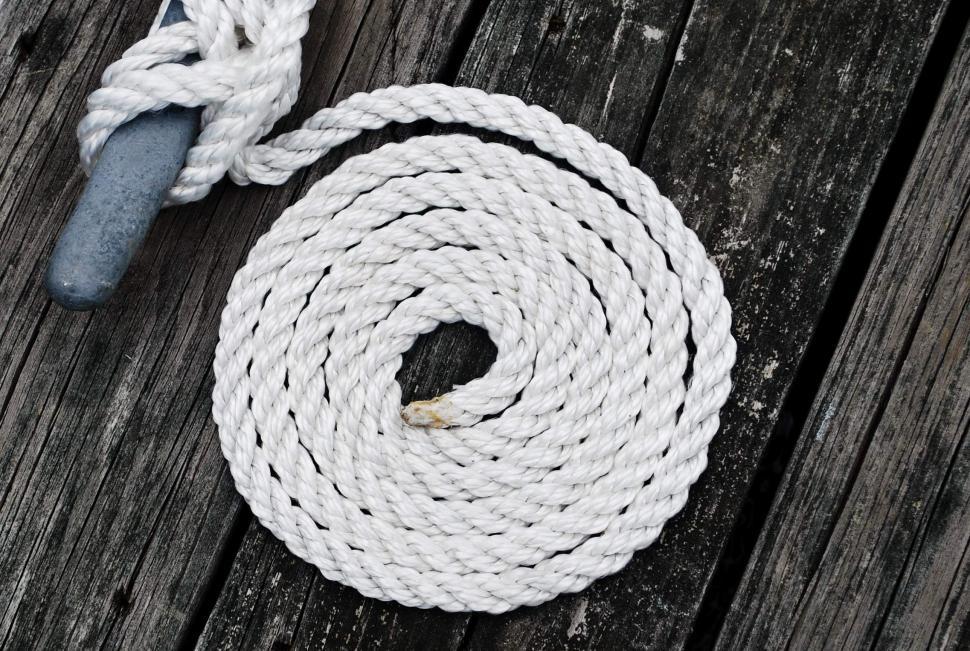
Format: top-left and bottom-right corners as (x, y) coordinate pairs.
(401, 396), (458, 428)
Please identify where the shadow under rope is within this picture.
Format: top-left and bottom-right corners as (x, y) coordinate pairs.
(686, 1), (970, 647)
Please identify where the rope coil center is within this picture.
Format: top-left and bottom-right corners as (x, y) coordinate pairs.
(80, 0), (736, 613)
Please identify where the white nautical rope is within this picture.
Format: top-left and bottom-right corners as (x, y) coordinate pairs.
(79, 0), (736, 613)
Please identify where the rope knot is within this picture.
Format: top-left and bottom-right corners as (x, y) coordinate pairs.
(77, 0), (314, 204)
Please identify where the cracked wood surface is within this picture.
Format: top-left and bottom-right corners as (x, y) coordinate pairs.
(461, 0), (951, 647)
(717, 19), (970, 650)
(0, 0), (964, 649)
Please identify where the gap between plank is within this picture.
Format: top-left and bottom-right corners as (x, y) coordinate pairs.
(633, 0), (697, 163)
(685, 1), (970, 646)
(175, 501), (252, 651)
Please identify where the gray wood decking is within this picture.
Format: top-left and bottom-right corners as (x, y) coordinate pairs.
(0, 0), (967, 648)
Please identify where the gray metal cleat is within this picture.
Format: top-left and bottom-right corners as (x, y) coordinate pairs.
(46, 0), (202, 310)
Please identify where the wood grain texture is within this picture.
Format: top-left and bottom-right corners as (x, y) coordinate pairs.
(0, 0), (961, 649)
(0, 0), (475, 648)
(461, 0), (951, 648)
(717, 20), (970, 650)
(194, 0), (690, 647)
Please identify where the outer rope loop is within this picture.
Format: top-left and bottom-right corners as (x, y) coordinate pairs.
(80, 5), (736, 614)
(211, 131), (734, 612)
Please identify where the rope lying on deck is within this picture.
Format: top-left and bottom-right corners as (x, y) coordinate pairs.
(78, 0), (736, 612)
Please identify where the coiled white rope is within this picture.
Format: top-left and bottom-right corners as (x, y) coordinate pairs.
(80, 0), (736, 613)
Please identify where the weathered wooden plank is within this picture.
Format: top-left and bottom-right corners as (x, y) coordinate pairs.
(0, 1), (955, 650)
(717, 20), (970, 650)
(461, 0), (951, 648)
(0, 0), (476, 648)
(0, 4), (236, 648)
(194, 0), (690, 647)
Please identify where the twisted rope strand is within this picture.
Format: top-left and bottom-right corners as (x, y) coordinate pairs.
(79, 0), (736, 612)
